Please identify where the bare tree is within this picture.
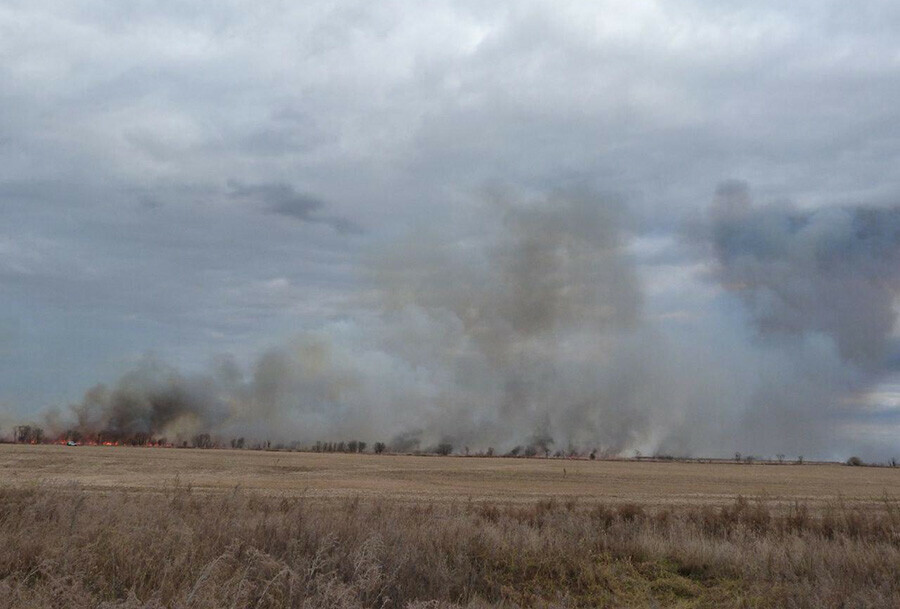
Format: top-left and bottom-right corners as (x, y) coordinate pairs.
(192, 434), (213, 449)
(15, 426), (44, 444)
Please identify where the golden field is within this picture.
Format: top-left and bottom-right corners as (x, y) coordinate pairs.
(2, 444), (900, 608)
(1, 443), (898, 509)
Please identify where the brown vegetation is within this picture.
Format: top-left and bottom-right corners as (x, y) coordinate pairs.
(3, 444), (899, 511)
(2, 445), (899, 607)
(1, 485), (899, 608)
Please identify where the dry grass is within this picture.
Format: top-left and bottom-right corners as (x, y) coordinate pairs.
(3, 444), (899, 510)
(2, 445), (899, 607)
(1, 485), (899, 608)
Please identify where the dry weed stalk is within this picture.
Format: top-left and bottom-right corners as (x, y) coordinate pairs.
(0, 486), (898, 608)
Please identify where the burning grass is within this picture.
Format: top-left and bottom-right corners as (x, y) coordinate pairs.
(1, 485), (899, 608)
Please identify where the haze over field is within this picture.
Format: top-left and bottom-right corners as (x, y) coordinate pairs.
(2, 1), (900, 459)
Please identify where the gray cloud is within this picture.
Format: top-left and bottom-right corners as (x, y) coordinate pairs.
(228, 181), (363, 234)
(710, 181), (900, 371)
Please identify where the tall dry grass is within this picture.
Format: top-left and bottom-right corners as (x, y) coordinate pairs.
(1, 485), (898, 608)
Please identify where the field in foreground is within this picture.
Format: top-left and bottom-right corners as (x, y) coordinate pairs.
(2, 446), (900, 608)
(2, 485), (900, 608)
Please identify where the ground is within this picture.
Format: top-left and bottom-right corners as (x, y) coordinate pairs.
(3, 444), (900, 607)
(2, 444), (897, 510)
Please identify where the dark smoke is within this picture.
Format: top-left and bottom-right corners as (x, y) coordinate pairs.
(53, 341), (360, 445)
(62, 358), (228, 442)
(711, 181), (900, 372)
(672, 181), (900, 458)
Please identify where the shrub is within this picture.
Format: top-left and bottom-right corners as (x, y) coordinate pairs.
(434, 443), (453, 456)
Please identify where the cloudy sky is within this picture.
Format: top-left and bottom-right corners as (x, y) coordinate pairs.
(2, 1), (900, 458)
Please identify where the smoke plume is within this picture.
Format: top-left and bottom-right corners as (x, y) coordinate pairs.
(37, 186), (900, 459)
(710, 181), (900, 371)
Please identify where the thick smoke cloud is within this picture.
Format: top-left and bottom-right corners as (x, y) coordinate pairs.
(673, 181), (900, 458)
(370, 192), (653, 452)
(66, 361), (228, 442)
(41, 187), (900, 459)
(53, 341), (362, 444)
(50, 192), (665, 452)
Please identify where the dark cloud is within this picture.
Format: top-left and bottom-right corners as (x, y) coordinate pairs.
(228, 181), (362, 234)
(138, 196), (163, 210)
(230, 181), (324, 219)
(710, 181), (900, 371)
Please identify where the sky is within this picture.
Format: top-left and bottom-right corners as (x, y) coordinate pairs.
(2, 1), (900, 459)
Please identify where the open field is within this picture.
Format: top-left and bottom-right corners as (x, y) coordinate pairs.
(3, 445), (900, 608)
(1, 444), (898, 509)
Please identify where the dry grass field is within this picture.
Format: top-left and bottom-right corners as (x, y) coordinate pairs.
(2, 444), (898, 509)
(2, 445), (900, 608)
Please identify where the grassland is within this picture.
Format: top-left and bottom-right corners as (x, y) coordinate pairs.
(2, 444), (898, 509)
(1, 445), (899, 607)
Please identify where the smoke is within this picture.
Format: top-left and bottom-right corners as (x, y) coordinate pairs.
(711, 181), (900, 371)
(661, 181), (900, 458)
(39, 186), (900, 459)
(48, 340), (363, 444)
